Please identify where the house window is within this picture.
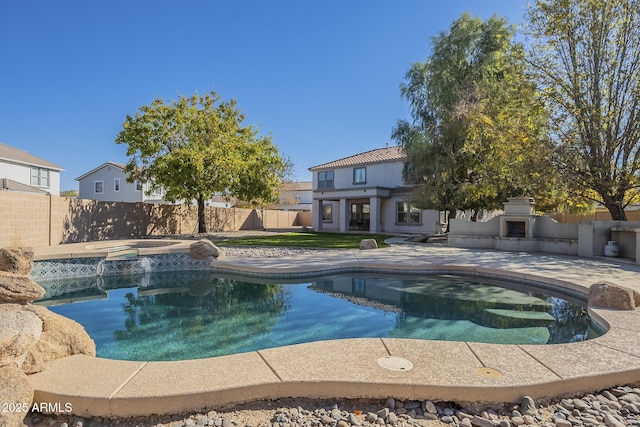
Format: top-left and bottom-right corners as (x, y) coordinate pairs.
(94, 181), (104, 194)
(396, 202), (421, 225)
(135, 180), (143, 191)
(353, 167), (366, 184)
(322, 204), (332, 222)
(149, 181), (163, 197)
(114, 178), (121, 192)
(318, 171), (334, 189)
(30, 167), (50, 188)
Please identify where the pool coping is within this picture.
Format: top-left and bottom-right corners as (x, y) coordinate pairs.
(27, 241), (640, 418)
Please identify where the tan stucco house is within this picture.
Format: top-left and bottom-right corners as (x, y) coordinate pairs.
(308, 146), (440, 234)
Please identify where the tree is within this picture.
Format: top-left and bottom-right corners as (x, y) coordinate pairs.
(393, 13), (557, 221)
(116, 91), (290, 233)
(526, 0), (640, 220)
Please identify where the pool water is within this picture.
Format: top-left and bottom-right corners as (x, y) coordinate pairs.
(36, 271), (603, 361)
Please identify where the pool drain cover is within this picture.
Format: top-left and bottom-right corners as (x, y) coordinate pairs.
(475, 367), (502, 379)
(377, 356), (414, 372)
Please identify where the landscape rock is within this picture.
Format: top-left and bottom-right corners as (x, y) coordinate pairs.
(0, 304), (42, 368)
(0, 364), (33, 427)
(19, 387), (640, 427)
(423, 400), (437, 414)
(359, 239), (378, 250)
(471, 415), (493, 427)
(520, 396), (538, 416)
(603, 412), (626, 427)
(0, 271), (45, 303)
(588, 281), (640, 310)
(555, 419), (572, 427)
(20, 304), (96, 374)
(190, 239), (223, 260)
(0, 246), (34, 275)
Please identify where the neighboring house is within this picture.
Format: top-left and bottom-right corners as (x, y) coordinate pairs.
(209, 194), (237, 208)
(308, 146), (440, 234)
(76, 162), (167, 203)
(274, 181), (312, 211)
(0, 142), (64, 196)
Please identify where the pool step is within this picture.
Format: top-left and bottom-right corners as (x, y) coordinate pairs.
(394, 281), (553, 311)
(481, 308), (555, 328)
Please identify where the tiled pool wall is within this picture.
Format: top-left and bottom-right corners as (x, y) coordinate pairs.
(32, 253), (211, 282)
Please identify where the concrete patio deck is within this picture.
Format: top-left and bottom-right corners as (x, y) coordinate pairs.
(27, 241), (640, 418)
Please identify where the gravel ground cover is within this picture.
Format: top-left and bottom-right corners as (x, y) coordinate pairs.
(23, 386), (640, 427)
(220, 245), (341, 258)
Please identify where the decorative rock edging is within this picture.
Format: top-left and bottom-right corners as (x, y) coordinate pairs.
(0, 246), (96, 427)
(22, 388), (640, 427)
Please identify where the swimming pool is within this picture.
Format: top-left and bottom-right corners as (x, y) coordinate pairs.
(36, 271), (603, 361)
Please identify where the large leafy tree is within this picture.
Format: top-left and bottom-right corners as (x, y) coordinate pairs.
(116, 91), (290, 233)
(526, 0), (640, 220)
(393, 13), (558, 220)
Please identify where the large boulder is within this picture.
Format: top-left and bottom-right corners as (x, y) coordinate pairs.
(0, 271), (45, 304)
(0, 365), (33, 427)
(190, 239), (223, 260)
(20, 304), (96, 374)
(588, 281), (640, 310)
(0, 247), (34, 275)
(359, 239), (379, 250)
(0, 305), (42, 368)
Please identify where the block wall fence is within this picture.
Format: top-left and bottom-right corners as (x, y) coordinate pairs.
(0, 192), (311, 248)
(547, 210), (640, 223)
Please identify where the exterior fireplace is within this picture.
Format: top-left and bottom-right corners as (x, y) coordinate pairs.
(506, 220), (526, 237)
(500, 197), (537, 238)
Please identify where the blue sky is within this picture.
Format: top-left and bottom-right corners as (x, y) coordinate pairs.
(1, 1), (529, 191)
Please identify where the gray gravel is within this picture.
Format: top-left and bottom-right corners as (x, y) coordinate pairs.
(220, 245), (341, 258)
(23, 386), (640, 427)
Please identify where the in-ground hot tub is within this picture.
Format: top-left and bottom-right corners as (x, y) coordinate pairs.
(31, 239), (206, 280)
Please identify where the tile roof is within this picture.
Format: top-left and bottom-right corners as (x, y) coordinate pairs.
(0, 142), (64, 170)
(308, 146), (405, 171)
(0, 178), (49, 194)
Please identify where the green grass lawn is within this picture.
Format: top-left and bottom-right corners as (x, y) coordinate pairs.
(216, 232), (390, 249)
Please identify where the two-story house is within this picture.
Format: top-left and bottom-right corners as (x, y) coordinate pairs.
(308, 146), (439, 234)
(274, 181), (312, 211)
(76, 162), (167, 203)
(0, 142), (64, 196)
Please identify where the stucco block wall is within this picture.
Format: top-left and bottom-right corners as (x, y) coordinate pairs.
(549, 210), (640, 223)
(0, 192), (52, 246)
(450, 217), (500, 236)
(0, 192), (309, 248)
(449, 214), (640, 262)
(535, 216), (579, 239)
